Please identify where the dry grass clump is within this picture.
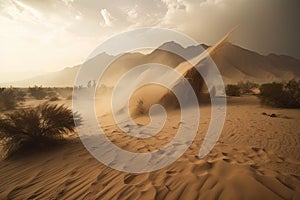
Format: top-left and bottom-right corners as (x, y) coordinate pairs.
(0, 103), (81, 158)
(0, 88), (25, 110)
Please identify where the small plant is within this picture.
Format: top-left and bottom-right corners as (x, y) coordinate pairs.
(29, 85), (47, 100)
(66, 95), (73, 100)
(47, 90), (57, 98)
(237, 81), (259, 94)
(136, 99), (145, 115)
(0, 103), (81, 158)
(0, 88), (18, 110)
(55, 87), (73, 98)
(225, 84), (241, 96)
(47, 90), (60, 101)
(15, 89), (26, 101)
(49, 96), (60, 101)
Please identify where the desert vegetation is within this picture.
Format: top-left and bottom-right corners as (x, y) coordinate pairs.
(259, 79), (300, 108)
(29, 85), (47, 100)
(28, 86), (74, 101)
(0, 88), (17, 110)
(136, 99), (146, 115)
(225, 84), (241, 96)
(0, 103), (81, 158)
(0, 87), (26, 111)
(225, 80), (300, 108)
(237, 81), (259, 94)
(226, 81), (259, 97)
(46, 89), (60, 101)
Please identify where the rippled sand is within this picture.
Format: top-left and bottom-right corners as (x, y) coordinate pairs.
(1, 96), (300, 199)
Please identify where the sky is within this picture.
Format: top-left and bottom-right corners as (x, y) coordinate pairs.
(0, 0), (299, 82)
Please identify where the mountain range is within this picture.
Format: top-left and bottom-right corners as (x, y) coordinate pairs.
(2, 42), (299, 87)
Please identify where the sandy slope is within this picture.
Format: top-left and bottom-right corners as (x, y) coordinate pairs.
(1, 96), (300, 199)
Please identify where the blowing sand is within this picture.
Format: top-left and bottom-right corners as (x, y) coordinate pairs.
(0, 96), (300, 199)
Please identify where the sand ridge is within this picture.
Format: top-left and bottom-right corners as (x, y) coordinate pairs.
(1, 96), (300, 199)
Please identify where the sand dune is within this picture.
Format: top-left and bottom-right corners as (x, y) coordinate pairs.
(1, 96), (300, 199)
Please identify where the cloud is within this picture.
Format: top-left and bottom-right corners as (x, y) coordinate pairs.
(61, 0), (74, 6)
(158, 0), (300, 58)
(0, 0), (299, 81)
(1, 0), (42, 25)
(100, 8), (114, 27)
(0, 0), (102, 74)
(127, 6), (138, 21)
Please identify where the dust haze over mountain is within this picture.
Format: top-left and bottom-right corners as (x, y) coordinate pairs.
(1, 0), (300, 77)
(3, 41), (299, 88)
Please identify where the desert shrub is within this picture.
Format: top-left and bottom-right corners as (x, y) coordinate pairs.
(226, 84), (241, 96)
(29, 85), (47, 100)
(0, 103), (81, 158)
(66, 95), (73, 100)
(46, 90), (60, 101)
(237, 81), (259, 94)
(55, 87), (73, 98)
(259, 80), (300, 108)
(0, 88), (18, 110)
(259, 82), (283, 106)
(136, 99), (145, 115)
(47, 90), (57, 98)
(49, 96), (60, 101)
(15, 89), (26, 101)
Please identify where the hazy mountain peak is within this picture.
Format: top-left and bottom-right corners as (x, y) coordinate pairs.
(2, 42), (299, 87)
(158, 41), (185, 50)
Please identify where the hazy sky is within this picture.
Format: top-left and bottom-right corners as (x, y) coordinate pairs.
(0, 0), (299, 82)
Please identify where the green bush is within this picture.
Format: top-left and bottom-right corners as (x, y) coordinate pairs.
(226, 84), (241, 96)
(259, 80), (300, 108)
(0, 103), (81, 158)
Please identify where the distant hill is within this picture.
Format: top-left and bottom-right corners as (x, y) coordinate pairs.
(3, 42), (299, 87)
(3, 66), (80, 87)
(212, 42), (300, 84)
